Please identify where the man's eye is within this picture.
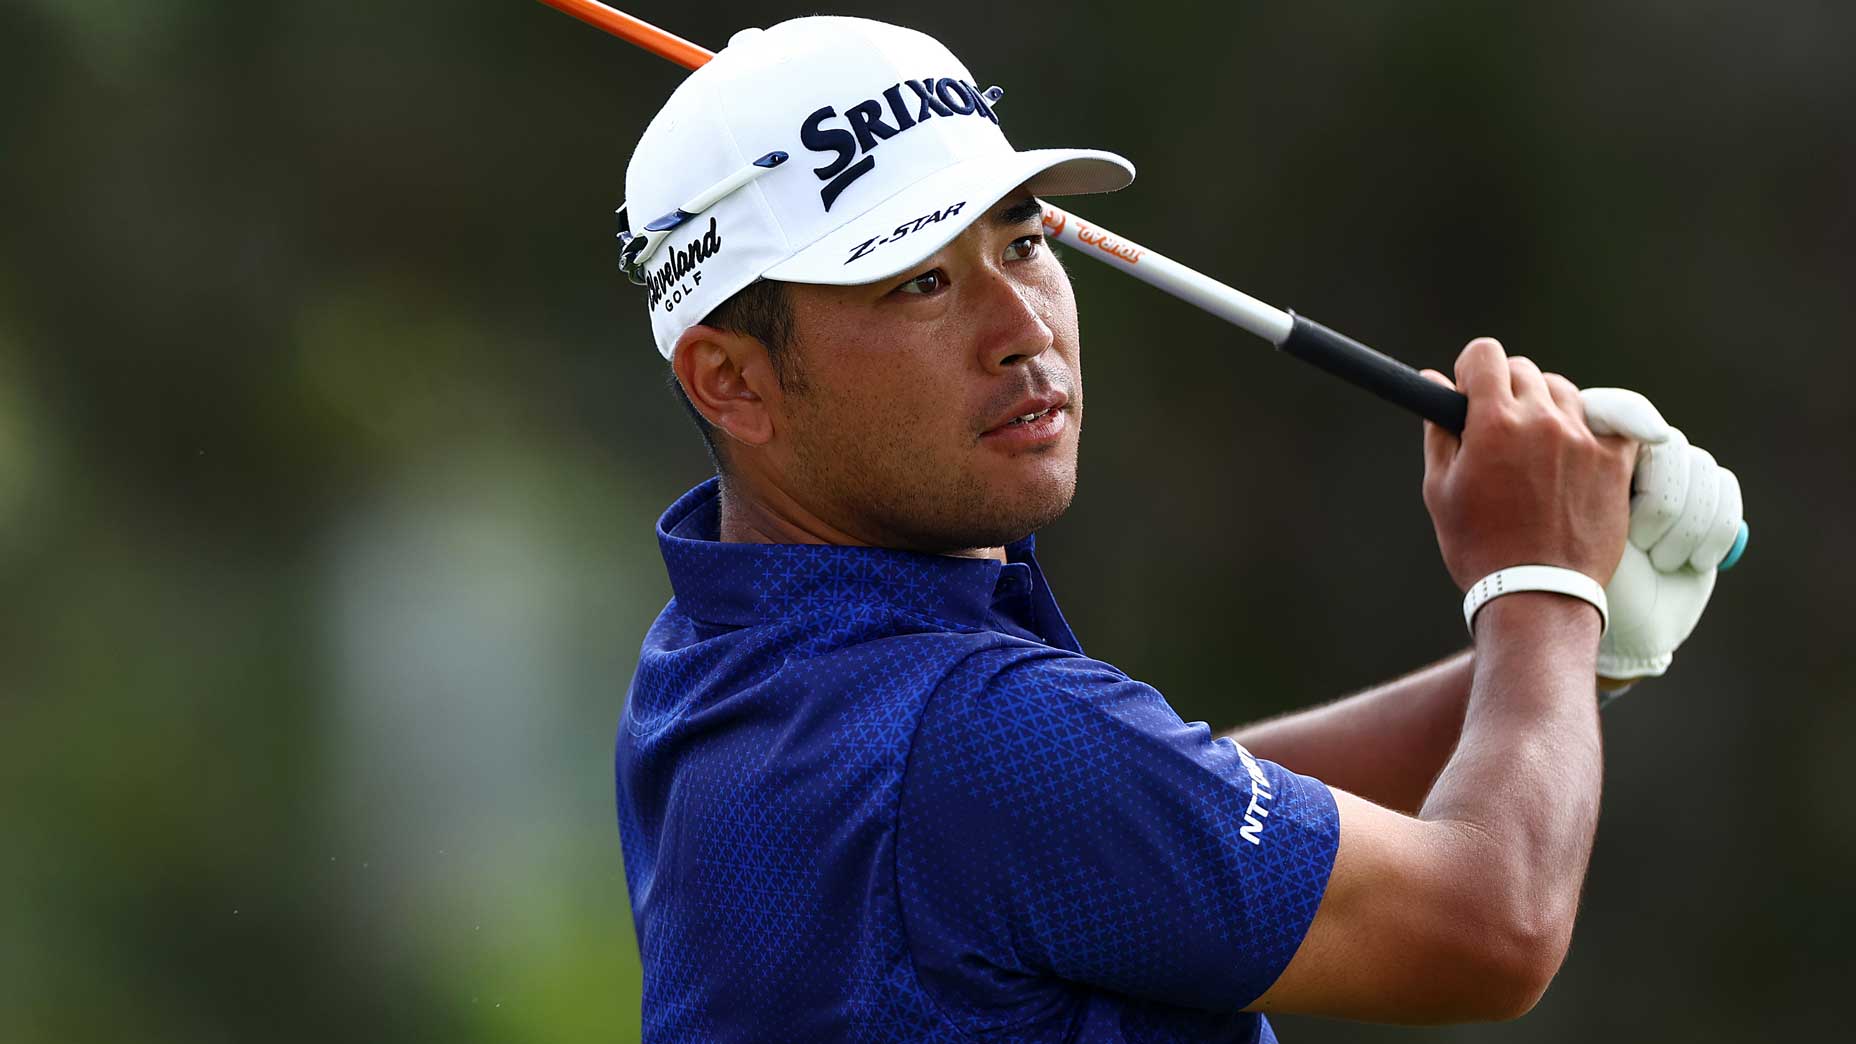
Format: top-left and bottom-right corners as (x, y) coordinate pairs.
(1004, 234), (1042, 262)
(896, 269), (947, 295)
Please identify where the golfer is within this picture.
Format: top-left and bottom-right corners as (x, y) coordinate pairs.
(613, 16), (1743, 1042)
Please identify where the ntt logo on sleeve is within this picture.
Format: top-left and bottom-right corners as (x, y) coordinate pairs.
(1234, 745), (1277, 845)
(801, 77), (1000, 211)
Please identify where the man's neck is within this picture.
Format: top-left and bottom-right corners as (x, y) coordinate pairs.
(715, 474), (1006, 563)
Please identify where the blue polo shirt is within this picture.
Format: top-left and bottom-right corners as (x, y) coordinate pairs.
(617, 479), (1339, 1042)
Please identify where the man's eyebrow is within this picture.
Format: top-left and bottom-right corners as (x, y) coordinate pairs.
(993, 196), (1043, 227)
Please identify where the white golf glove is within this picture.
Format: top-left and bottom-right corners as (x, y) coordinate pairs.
(1580, 388), (1744, 682)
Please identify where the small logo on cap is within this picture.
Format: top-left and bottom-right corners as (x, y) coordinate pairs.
(645, 216), (724, 313)
(802, 78), (1000, 212)
(844, 200), (967, 265)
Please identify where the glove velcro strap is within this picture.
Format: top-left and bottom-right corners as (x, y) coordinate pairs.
(1463, 565), (1610, 637)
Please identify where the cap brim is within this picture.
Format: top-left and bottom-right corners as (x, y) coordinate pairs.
(763, 148), (1133, 286)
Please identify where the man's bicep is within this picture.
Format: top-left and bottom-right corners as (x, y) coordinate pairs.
(1246, 788), (1551, 1024)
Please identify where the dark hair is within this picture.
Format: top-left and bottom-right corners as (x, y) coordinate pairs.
(669, 279), (800, 472)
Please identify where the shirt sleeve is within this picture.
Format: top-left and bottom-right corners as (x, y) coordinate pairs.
(897, 646), (1339, 1017)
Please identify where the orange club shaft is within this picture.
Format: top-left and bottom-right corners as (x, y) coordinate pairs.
(536, 0), (715, 69)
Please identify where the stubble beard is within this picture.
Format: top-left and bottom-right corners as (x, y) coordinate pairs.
(789, 402), (1082, 555)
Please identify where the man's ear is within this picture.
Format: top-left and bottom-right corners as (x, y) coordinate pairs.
(671, 324), (781, 448)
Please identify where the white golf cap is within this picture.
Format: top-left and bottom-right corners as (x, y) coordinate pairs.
(620, 15), (1135, 360)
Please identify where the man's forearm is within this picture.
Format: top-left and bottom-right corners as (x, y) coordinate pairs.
(1223, 650), (1472, 815)
(1417, 593), (1605, 982)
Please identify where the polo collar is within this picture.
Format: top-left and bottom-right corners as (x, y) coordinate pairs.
(655, 478), (1078, 650)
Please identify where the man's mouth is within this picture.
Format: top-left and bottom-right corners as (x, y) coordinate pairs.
(981, 392), (1071, 445)
(983, 389), (1071, 436)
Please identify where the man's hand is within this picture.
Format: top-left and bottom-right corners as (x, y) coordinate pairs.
(1581, 388), (1743, 680)
(1418, 339), (1638, 594)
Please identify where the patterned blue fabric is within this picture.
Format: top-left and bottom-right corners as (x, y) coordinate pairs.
(618, 479), (1339, 1042)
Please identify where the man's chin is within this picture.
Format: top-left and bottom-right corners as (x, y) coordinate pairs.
(898, 471), (1077, 554)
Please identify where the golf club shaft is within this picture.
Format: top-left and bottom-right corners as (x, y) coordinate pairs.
(1037, 204), (1467, 432)
(538, 0), (1471, 434)
(536, 0), (710, 68)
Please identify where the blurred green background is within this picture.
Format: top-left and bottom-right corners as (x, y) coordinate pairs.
(2, 0), (1850, 1040)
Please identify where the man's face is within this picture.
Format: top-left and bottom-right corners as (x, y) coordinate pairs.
(770, 193), (1083, 554)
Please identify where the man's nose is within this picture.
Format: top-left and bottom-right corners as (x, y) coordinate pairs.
(975, 270), (1054, 372)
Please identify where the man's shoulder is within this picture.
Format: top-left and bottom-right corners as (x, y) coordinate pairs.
(930, 643), (1145, 707)
(798, 626), (1071, 700)
(917, 644), (1175, 755)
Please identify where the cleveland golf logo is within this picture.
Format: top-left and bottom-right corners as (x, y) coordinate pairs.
(645, 217), (722, 313)
(802, 77), (1000, 211)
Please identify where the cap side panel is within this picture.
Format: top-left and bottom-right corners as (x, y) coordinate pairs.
(712, 47), (801, 268)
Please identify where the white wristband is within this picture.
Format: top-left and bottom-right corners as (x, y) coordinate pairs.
(1463, 565), (1609, 637)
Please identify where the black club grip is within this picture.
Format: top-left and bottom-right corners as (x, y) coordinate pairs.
(1278, 312), (1468, 434)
